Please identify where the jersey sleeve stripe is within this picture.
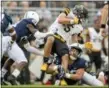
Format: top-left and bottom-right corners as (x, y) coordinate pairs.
(63, 8), (70, 15)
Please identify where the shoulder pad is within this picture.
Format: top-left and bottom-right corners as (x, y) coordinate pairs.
(62, 8), (70, 16)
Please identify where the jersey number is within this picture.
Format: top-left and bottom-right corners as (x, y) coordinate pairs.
(63, 24), (73, 32)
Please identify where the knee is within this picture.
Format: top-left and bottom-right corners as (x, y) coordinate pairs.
(19, 61), (28, 67)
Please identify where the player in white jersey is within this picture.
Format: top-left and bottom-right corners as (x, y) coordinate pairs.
(96, 2), (108, 72)
(84, 14), (104, 73)
(41, 5), (88, 73)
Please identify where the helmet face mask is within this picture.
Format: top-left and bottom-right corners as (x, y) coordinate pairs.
(69, 48), (81, 60)
(69, 43), (82, 60)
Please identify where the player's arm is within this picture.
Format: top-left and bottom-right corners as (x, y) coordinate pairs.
(21, 36), (44, 56)
(84, 42), (101, 52)
(27, 24), (37, 34)
(24, 42), (44, 56)
(7, 24), (17, 42)
(100, 4), (108, 28)
(65, 68), (85, 80)
(58, 8), (79, 24)
(99, 4), (108, 36)
(34, 31), (52, 39)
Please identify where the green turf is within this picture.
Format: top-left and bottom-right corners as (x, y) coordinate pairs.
(1, 85), (108, 88)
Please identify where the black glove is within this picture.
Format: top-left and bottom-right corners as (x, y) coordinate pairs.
(19, 36), (28, 46)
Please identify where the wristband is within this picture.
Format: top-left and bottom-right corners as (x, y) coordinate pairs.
(65, 73), (71, 78)
(53, 65), (58, 70)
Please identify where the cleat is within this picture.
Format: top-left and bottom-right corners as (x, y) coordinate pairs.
(41, 63), (48, 71)
(7, 75), (18, 85)
(60, 79), (67, 86)
(1, 80), (8, 85)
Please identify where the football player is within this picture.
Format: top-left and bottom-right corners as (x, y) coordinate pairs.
(84, 14), (105, 73)
(0, 9), (28, 85)
(1, 11), (44, 85)
(45, 43), (86, 85)
(41, 5), (88, 73)
(45, 43), (104, 86)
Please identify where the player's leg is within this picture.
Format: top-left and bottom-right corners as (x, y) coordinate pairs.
(98, 71), (106, 85)
(41, 35), (55, 71)
(8, 42), (27, 73)
(82, 72), (104, 86)
(7, 42), (27, 85)
(43, 36), (69, 72)
(94, 52), (102, 74)
(55, 39), (69, 72)
(0, 36), (12, 62)
(0, 36), (14, 84)
(1, 58), (14, 80)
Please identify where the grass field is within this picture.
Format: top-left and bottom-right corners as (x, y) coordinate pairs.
(1, 85), (108, 88)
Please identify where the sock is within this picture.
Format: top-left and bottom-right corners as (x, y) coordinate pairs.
(99, 71), (104, 76)
(1, 68), (8, 78)
(12, 69), (20, 78)
(55, 74), (60, 85)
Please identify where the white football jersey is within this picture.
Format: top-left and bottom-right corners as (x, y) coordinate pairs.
(49, 8), (83, 45)
(88, 27), (102, 50)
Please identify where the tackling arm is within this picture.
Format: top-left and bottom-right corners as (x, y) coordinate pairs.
(65, 68), (85, 80)
(100, 4), (108, 28)
(24, 42), (44, 56)
(58, 8), (79, 25)
(7, 24), (17, 42)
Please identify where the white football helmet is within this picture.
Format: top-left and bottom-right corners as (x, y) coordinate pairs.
(24, 11), (40, 24)
(69, 43), (83, 60)
(69, 43), (83, 53)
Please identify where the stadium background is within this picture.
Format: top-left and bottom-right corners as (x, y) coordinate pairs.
(1, 1), (108, 88)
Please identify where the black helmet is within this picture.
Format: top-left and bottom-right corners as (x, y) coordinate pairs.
(73, 5), (88, 20)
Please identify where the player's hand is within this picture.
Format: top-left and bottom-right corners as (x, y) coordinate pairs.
(57, 65), (65, 79)
(84, 42), (93, 49)
(20, 36), (28, 45)
(73, 17), (79, 24)
(8, 40), (14, 50)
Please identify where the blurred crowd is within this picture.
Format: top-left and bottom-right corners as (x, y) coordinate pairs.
(2, 1), (105, 31)
(1, 0), (108, 85)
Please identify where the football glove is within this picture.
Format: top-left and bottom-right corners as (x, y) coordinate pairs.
(84, 42), (93, 49)
(57, 65), (65, 79)
(73, 17), (79, 24)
